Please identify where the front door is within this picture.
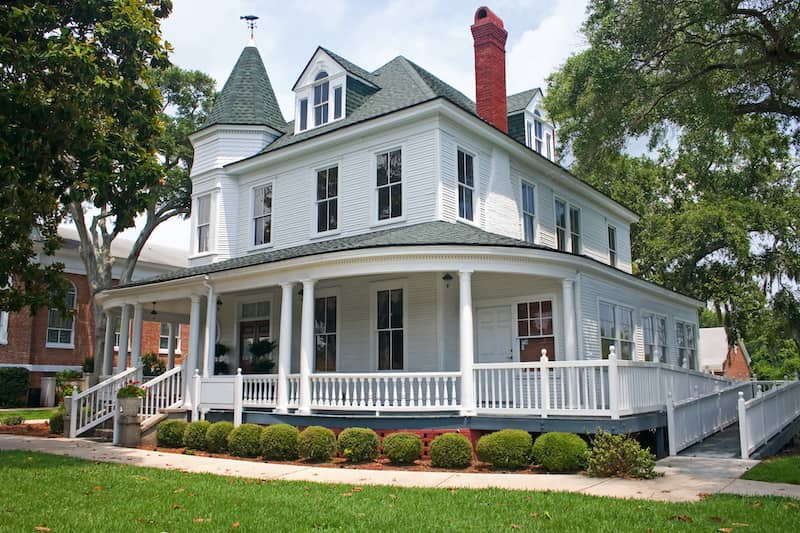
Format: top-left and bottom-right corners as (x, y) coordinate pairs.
(239, 320), (269, 372)
(476, 306), (513, 363)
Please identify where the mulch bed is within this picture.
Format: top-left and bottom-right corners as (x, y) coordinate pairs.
(0, 423), (58, 438)
(139, 444), (549, 474)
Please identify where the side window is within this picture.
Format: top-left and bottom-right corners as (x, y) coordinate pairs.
(376, 149), (402, 221)
(457, 149), (475, 221)
(599, 301), (634, 360)
(569, 206), (581, 253)
(676, 321), (697, 369)
(555, 199), (567, 251)
(196, 194), (211, 253)
(521, 182), (536, 243)
(253, 183), (273, 246)
(608, 226), (617, 267)
(316, 166), (338, 233)
(47, 283), (76, 347)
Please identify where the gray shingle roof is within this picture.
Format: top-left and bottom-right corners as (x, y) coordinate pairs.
(319, 47), (378, 86)
(204, 46), (286, 131)
(506, 88), (540, 114)
(117, 221), (547, 288)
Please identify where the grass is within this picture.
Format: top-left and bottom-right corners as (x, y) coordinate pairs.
(0, 408), (56, 421)
(743, 455), (800, 485)
(0, 452), (798, 532)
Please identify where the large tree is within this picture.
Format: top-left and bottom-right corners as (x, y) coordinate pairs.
(0, 0), (172, 312)
(69, 65), (214, 375)
(546, 0), (800, 348)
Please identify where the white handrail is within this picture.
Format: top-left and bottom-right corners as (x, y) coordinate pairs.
(139, 366), (183, 421)
(69, 367), (140, 437)
(739, 380), (800, 458)
(310, 372), (461, 411)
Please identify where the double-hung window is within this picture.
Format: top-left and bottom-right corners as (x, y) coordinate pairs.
(253, 183), (273, 246)
(555, 199), (568, 251)
(316, 166), (338, 233)
(299, 98), (308, 131)
(47, 283), (76, 347)
(642, 314), (667, 362)
(457, 149), (475, 221)
(608, 226), (617, 267)
(0, 310), (8, 345)
(599, 301), (634, 360)
(159, 323), (180, 352)
(314, 296), (337, 371)
(521, 182), (536, 243)
(196, 195), (211, 253)
(534, 118), (544, 153)
(569, 206), (581, 253)
(313, 72), (329, 127)
(555, 198), (581, 253)
(517, 300), (554, 361)
(376, 149), (402, 221)
(676, 321), (697, 369)
(377, 288), (403, 370)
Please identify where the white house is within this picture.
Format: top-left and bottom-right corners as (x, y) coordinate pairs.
(81, 7), (738, 453)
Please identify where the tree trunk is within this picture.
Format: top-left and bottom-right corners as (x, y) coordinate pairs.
(91, 301), (106, 382)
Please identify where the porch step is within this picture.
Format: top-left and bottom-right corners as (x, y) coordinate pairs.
(92, 428), (114, 443)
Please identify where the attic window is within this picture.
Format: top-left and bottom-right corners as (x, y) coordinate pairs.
(314, 71), (330, 126)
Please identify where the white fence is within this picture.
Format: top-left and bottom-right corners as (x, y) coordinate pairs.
(667, 381), (754, 455)
(69, 367), (140, 437)
(139, 366), (183, 421)
(310, 372), (460, 411)
(739, 381), (800, 458)
(193, 370), (301, 424)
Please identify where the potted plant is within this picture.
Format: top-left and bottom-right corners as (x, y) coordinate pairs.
(141, 352), (166, 378)
(249, 339), (276, 374)
(117, 381), (146, 415)
(214, 344), (231, 375)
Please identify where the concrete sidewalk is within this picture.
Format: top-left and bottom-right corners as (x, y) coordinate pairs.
(1, 435), (797, 502)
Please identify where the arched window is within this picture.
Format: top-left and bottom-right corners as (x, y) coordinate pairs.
(47, 283), (76, 347)
(313, 71), (330, 126)
(314, 71), (329, 81)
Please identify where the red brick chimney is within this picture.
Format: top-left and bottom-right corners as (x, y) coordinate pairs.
(471, 6), (508, 133)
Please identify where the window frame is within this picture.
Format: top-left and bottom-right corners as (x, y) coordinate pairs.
(158, 323), (182, 354)
(314, 164), (340, 236)
(533, 119), (544, 153)
(0, 310), (8, 345)
(250, 181), (275, 250)
(514, 299), (556, 361)
(46, 282), (76, 349)
(333, 85), (343, 120)
(456, 147), (476, 222)
(235, 295), (274, 368)
(372, 146), (405, 226)
(569, 205), (582, 254)
(608, 225), (618, 267)
(675, 320), (698, 370)
(525, 121), (534, 149)
(520, 180), (537, 243)
(641, 312), (668, 363)
(313, 288), (340, 372)
(554, 197), (582, 254)
(598, 300), (635, 360)
(370, 280), (408, 371)
(298, 98), (308, 131)
(195, 194), (212, 255)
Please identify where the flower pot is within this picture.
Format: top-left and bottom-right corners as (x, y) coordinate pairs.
(118, 397), (142, 416)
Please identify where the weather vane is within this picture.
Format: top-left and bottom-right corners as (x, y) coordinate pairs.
(240, 15), (259, 42)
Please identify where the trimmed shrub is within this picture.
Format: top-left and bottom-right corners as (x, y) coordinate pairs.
(476, 429), (532, 470)
(206, 421), (234, 453)
(0, 367), (29, 407)
(382, 432), (422, 464)
(297, 426), (337, 462)
(227, 423), (263, 458)
(338, 427), (379, 463)
(157, 420), (188, 448)
(260, 424), (299, 461)
(1, 415), (24, 426)
(183, 420), (211, 451)
(586, 431), (659, 479)
(532, 432), (588, 473)
(429, 433), (473, 469)
(49, 407), (65, 434)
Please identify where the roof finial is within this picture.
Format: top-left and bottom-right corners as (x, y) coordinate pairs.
(240, 15), (259, 46)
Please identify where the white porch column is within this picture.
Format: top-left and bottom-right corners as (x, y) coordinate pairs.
(130, 303), (144, 368)
(102, 311), (115, 376)
(276, 282), (295, 414)
(183, 295), (203, 409)
(562, 279), (578, 360)
(298, 279), (315, 414)
(115, 305), (131, 373)
(203, 285), (217, 377)
(166, 322), (177, 370)
(458, 270), (475, 415)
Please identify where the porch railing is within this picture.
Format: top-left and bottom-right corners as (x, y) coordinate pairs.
(310, 372), (461, 411)
(739, 380), (800, 458)
(69, 367), (140, 437)
(139, 365), (183, 421)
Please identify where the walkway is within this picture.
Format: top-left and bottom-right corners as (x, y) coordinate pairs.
(679, 423), (742, 458)
(1, 435), (798, 502)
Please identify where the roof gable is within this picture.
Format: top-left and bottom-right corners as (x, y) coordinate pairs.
(292, 47), (378, 91)
(506, 88), (542, 115)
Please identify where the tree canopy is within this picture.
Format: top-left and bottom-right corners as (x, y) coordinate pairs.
(0, 0), (173, 312)
(546, 0), (799, 361)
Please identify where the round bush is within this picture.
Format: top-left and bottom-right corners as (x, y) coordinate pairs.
(227, 423), (263, 458)
(429, 433), (473, 469)
(49, 408), (65, 434)
(382, 432), (422, 464)
(183, 420), (211, 451)
(338, 427), (379, 463)
(260, 424), (299, 461)
(586, 431), (658, 479)
(476, 429), (533, 470)
(532, 432), (588, 473)
(297, 426), (337, 462)
(205, 421), (234, 453)
(156, 420), (188, 448)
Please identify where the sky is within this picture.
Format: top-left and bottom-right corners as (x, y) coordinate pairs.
(125, 0), (590, 250)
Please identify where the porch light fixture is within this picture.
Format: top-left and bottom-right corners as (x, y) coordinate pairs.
(442, 273), (453, 288)
(150, 302), (158, 316)
(216, 298), (223, 308)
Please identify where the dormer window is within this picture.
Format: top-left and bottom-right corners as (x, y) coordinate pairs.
(313, 71), (329, 126)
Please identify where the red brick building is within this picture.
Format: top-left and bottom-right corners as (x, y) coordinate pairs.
(0, 227), (188, 404)
(698, 327), (752, 380)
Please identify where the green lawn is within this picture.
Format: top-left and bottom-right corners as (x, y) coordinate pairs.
(0, 452), (798, 532)
(0, 407), (56, 421)
(743, 455), (800, 485)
